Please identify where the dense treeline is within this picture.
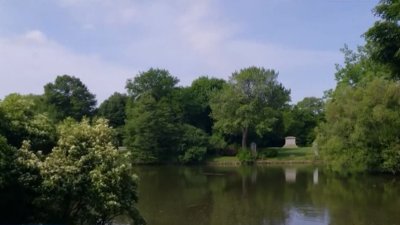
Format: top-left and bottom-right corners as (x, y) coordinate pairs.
(317, 0), (400, 174)
(0, 67), (322, 223)
(1, 0), (398, 223)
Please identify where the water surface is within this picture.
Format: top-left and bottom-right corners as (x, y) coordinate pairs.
(130, 165), (400, 225)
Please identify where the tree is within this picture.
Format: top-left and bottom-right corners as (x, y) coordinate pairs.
(44, 75), (96, 121)
(125, 94), (180, 163)
(0, 107), (9, 138)
(0, 93), (56, 152)
(210, 67), (290, 149)
(317, 78), (400, 173)
(177, 124), (209, 164)
(0, 138), (42, 223)
(125, 68), (179, 101)
(284, 97), (325, 146)
(183, 77), (226, 133)
(97, 92), (128, 146)
(316, 0), (400, 174)
(125, 69), (185, 163)
(365, 0), (400, 78)
(98, 92), (128, 128)
(40, 118), (145, 224)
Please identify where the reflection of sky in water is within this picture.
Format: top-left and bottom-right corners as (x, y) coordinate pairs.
(288, 206), (329, 225)
(128, 165), (400, 225)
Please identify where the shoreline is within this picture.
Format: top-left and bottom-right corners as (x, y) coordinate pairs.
(206, 159), (322, 166)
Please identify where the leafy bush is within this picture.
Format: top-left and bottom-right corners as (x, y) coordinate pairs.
(209, 133), (227, 153)
(179, 147), (207, 164)
(237, 149), (255, 164)
(317, 78), (400, 174)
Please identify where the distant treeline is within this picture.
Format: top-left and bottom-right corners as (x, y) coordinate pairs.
(0, 67), (324, 224)
(0, 67), (324, 164)
(1, 0), (400, 223)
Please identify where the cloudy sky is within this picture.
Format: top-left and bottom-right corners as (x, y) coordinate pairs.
(0, 0), (378, 103)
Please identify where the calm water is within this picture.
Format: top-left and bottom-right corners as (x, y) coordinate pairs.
(124, 165), (400, 225)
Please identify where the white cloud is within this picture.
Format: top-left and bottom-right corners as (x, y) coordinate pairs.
(24, 30), (48, 43)
(0, 1), (342, 103)
(0, 30), (135, 103)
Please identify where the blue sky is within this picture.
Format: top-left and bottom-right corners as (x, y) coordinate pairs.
(0, 0), (378, 103)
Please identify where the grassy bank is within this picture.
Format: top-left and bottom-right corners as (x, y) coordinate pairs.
(207, 147), (320, 166)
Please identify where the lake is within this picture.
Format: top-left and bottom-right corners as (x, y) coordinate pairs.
(118, 165), (400, 225)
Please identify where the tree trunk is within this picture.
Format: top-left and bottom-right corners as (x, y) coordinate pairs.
(242, 127), (248, 150)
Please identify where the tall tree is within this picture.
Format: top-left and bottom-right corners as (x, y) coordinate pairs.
(125, 69), (181, 163)
(125, 94), (180, 163)
(44, 75), (96, 121)
(97, 92), (128, 146)
(97, 92), (128, 128)
(365, 0), (400, 78)
(186, 77), (225, 133)
(210, 67), (290, 149)
(317, 0), (400, 174)
(317, 78), (400, 173)
(125, 68), (179, 101)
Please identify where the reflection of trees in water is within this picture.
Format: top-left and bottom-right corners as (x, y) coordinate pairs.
(135, 166), (213, 225)
(308, 174), (400, 225)
(135, 166), (400, 225)
(209, 166), (289, 225)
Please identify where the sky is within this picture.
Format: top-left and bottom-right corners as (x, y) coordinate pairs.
(0, 0), (379, 104)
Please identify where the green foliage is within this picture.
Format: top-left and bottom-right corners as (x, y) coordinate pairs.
(316, 0), (400, 174)
(0, 135), (15, 188)
(317, 78), (400, 173)
(171, 77), (225, 134)
(125, 68), (179, 101)
(44, 75), (97, 121)
(0, 119), (145, 224)
(0, 138), (42, 223)
(209, 133), (228, 153)
(177, 124), (209, 164)
(97, 92), (128, 146)
(211, 66), (290, 149)
(125, 94), (180, 163)
(365, 0), (400, 78)
(284, 97), (325, 146)
(0, 104), (9, 137)
(39, 118), (144, 224)
(178, 147), (207, 164)
(98, 92), (128, 128)
(124, 69), (216, 164)
(186, 77), (226, 133)
(237, 149), (255, 164)
(0, 94), (56, 152)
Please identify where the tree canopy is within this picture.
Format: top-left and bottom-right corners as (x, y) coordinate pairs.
(44, 75), (96, 121)
(211, 67), (290, 150)
(39, 118), (144, 224)
(365, 0), (400, 78)
(98, 92), (128, 128)
(126, 68), (179, 101)
(317, 0), (400, 174)
(0, 93), (56, 152)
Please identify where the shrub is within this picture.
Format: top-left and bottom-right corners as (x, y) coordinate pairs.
(237, 149), (255, 164)
(209, 133), (227, 154)
(179, 146), (207, 164)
